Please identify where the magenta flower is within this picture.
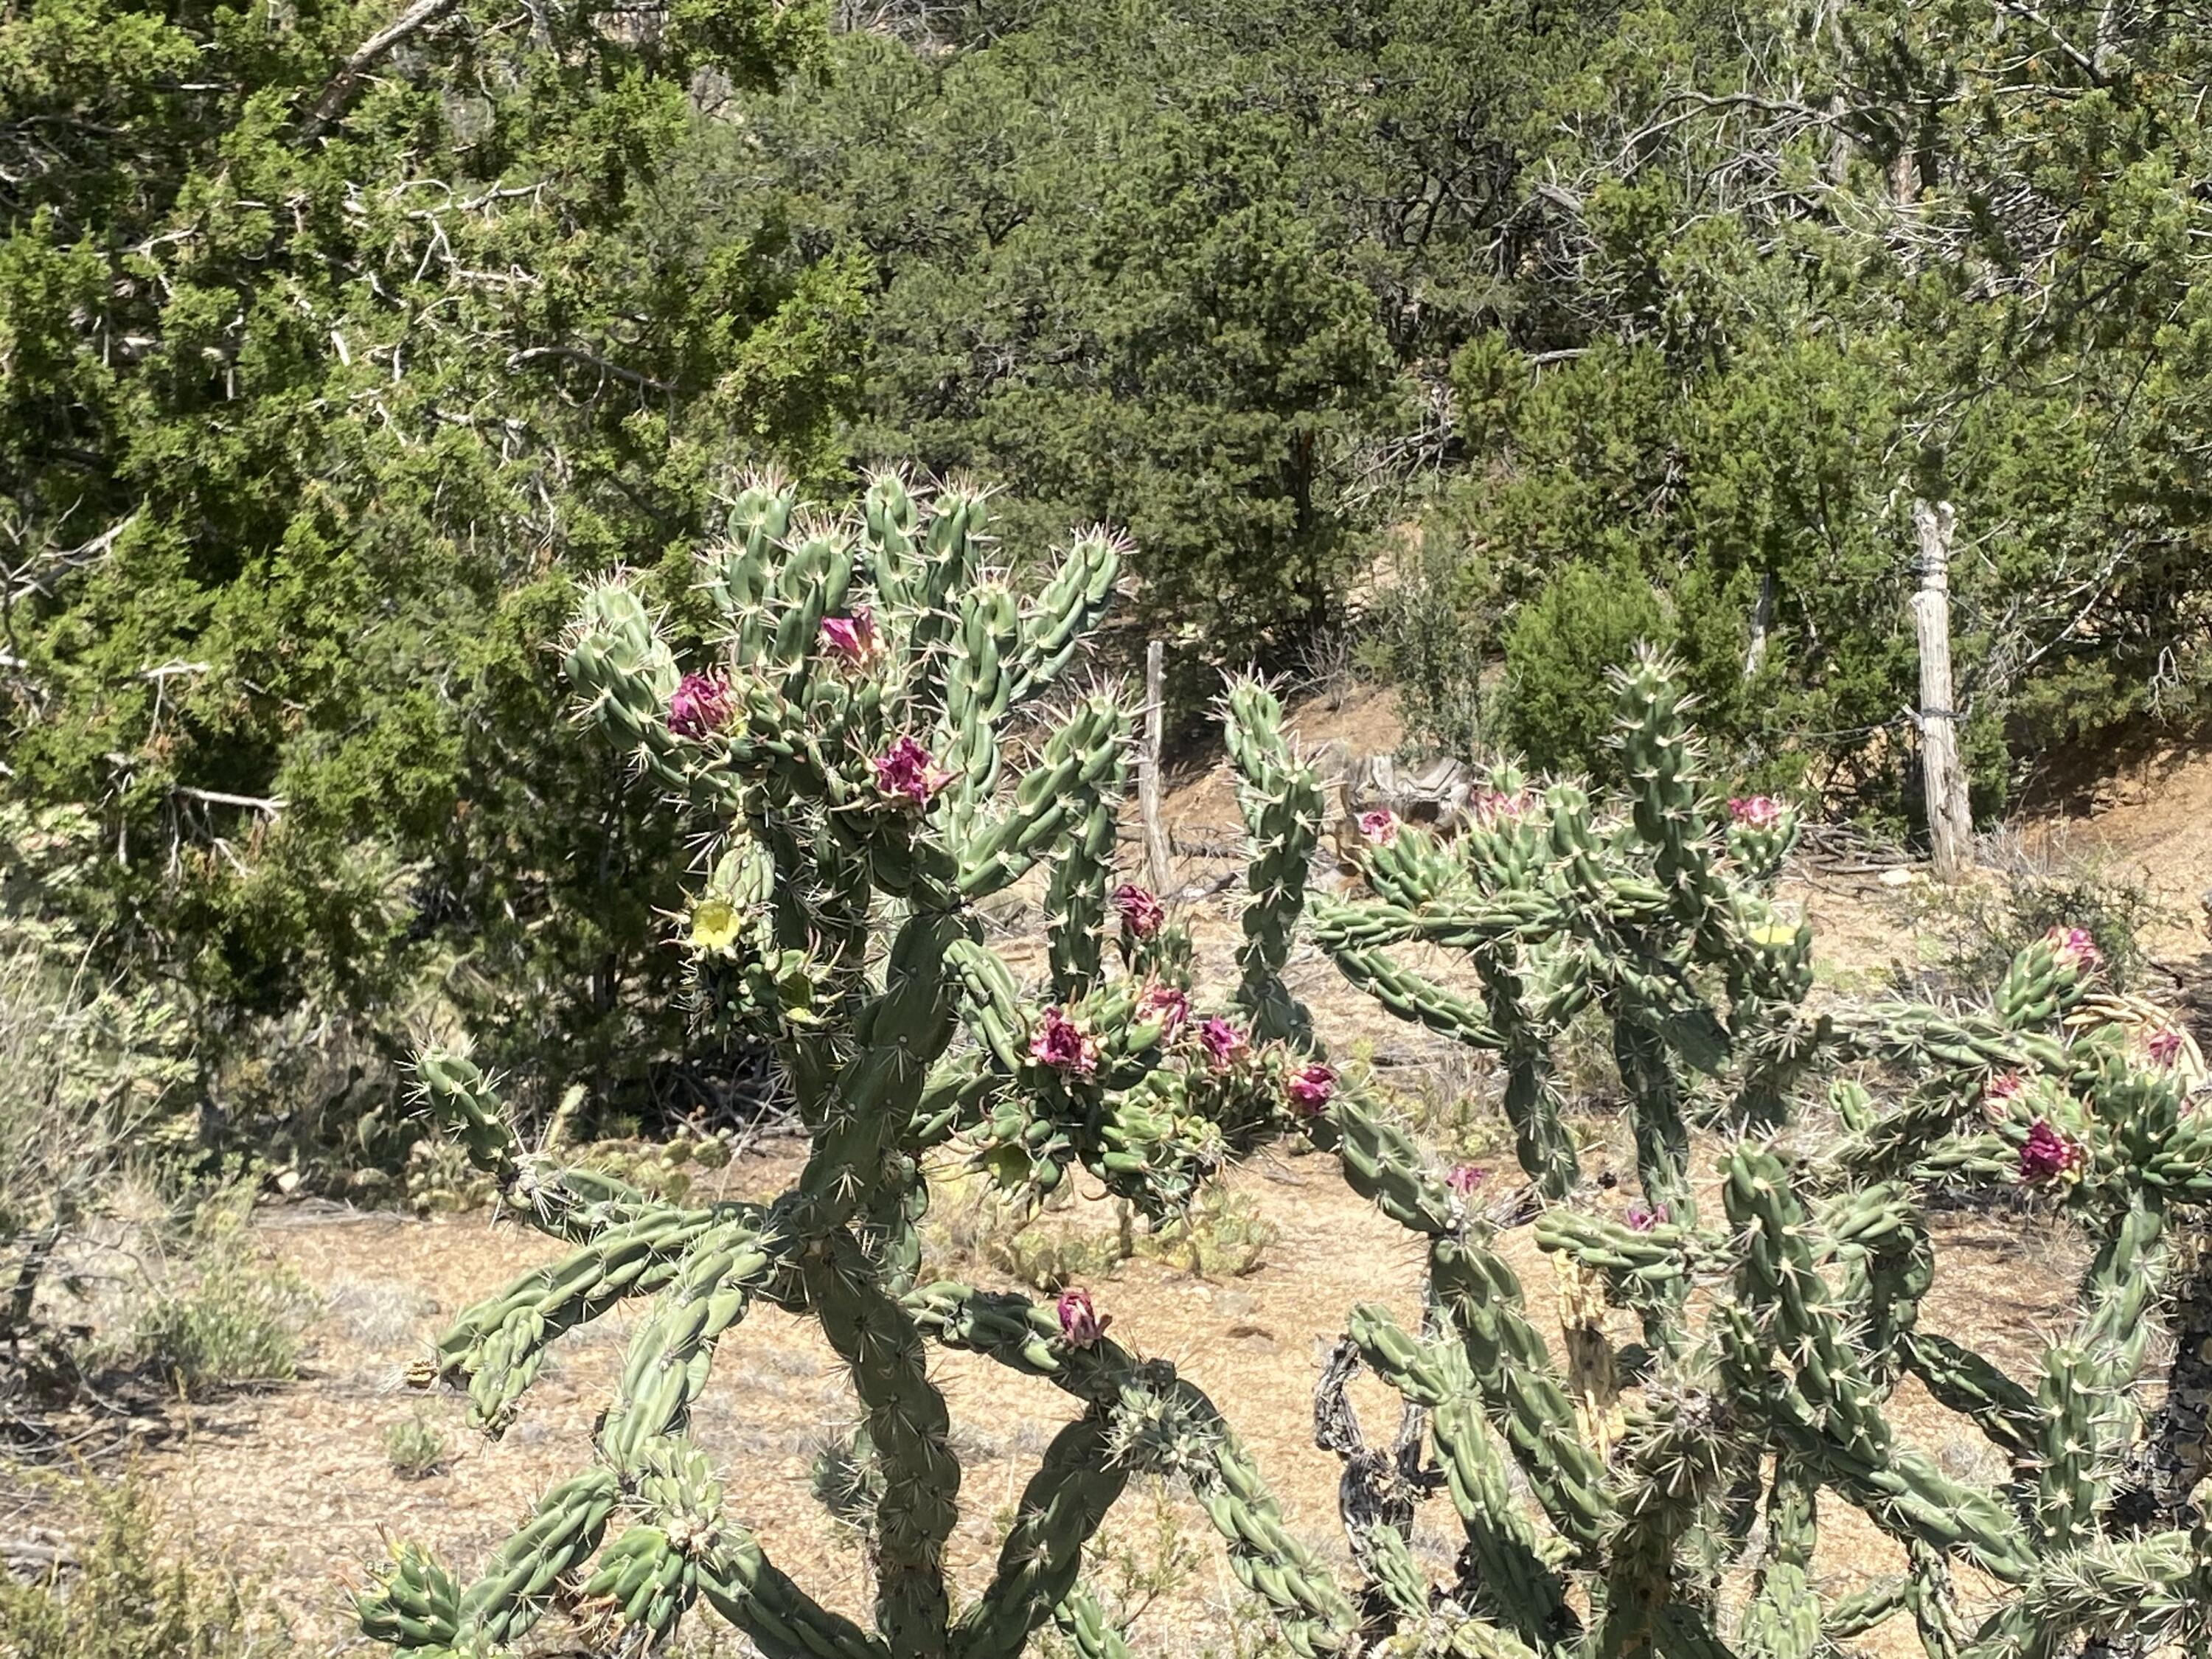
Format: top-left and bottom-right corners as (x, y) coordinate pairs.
(1472, 789), (1531, 827)
(2045, 926), (2101, 973)
(1625, 1203), (1668, 1233)
(1057, 1287), (1109, 1348)
(1357, 810), (1399, 846)
(1196, 1017), (1249, 1072)
(872, 736), (954, 807)
(2018, 1119), (2086, 1186)
(668, 672), (733, 738)
(819, 607), (881, 666)
(1728, 795), (1782, 828)
(1029, 1007), (1098, 1078)
(2149, 1029), (2185, 1068)
(1135, 981), (1190, 1039)
(1112, 883), (1165, 939)
(1445, 1164), (1487, 1196)
(1287, 1063), (1337, 1116)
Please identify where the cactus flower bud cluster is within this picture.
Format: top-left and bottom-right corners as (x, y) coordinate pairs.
(667, 672), (732, 738)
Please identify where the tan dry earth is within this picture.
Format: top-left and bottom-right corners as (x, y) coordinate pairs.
(45, 684), (2212, 1656)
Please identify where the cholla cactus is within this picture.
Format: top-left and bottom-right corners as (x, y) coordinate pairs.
(1222, 653), (2212, 1659)
(359, 474), (1341, 1659)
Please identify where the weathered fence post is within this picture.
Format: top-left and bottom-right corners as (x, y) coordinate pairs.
(1912, 499), (1972, 882)
(1140, 639), (1172, 893)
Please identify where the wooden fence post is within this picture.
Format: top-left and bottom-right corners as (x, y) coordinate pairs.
(1140, 639), (1172, 894)
(1911, 499), (1972, 882)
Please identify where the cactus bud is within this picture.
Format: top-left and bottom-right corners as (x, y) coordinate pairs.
(1029, 1007), (1099, 1077)
(872, 736), (954, 807)
(2018, 1119), (2086, 1186)
(1357, 810), (1399, 846)
(1445, 1163), (1487, 1195)
(1625, 1201), (1667, 1231)
(2044, 926), (2100, 974)
(2148, 1029), (2183, 1068)
(1983, 1071), (2027, 1118)
(1196, 1017), (1250, 1073)
(1728, 795), (1781, 828)
(1057, 1287), (1109, 1347)
(1287, 1063), (1337, 1115)
(1136, 981), (1190, 1038)
(819, 607), (881, 667)
(668, 672), (732, 737)
(1112, 883), (1166, 939)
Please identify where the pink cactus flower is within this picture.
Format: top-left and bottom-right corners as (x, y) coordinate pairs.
(1196, 1017), (1250, 1072)
(668, 672), (733, 738)
(872, 736), (954, 807)
(1985, 1071), (2026, 1108)
(1135, 981), (1189, 1039)
(1446, 1164), (1487, 1196)
(2045, 926), (2101, 973)
(1728, 795), (1782, 828)
(1057, 1287), (1109, 1348)
(1472, 789), (1531, 827)
(2149, 1029), (2185, 1068)
(1112, 883), (1165, 939)
(1625, 1203), (1668, 1233)
(2018, 1119), (2086, 1186)
(1287, 1064), (1337, 1116)
(1357, 810), (1399, 846)
(819, 608), (881, 665)
(1029, 1007), (1098, 1077)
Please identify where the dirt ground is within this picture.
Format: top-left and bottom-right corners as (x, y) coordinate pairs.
(20, 684), (2212, 1657)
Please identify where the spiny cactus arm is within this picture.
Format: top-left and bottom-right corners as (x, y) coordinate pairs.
(1220, 675), (1325, 1044)
(1613, 1015), (1696, 1225)
(1004, 529), (1123, 703)
(1533, 1208), (1697, 1347)
(1736, 1455), (1820, 1659)
(449, 1467), (622, 1646)
(1306, 1088), (1458, 1235)
(949, 1414), (1130, 1659)
(355, 1543), (463, 1654)
(1824, 1002), (2067, 1077)
(1053, 1591), (1135, 1659)
(956, 697), (1129, 900)
(1611, 651), (1727, 936)
(1347, 1305), (1571, 1644)
(1199, 1422), (1362, 1655)
(697, 1530), (894, 1659)
(905, 1283), (1358, 1652)
(1895, 1332), (2037, 1458)
(1593, 1394), (1749, 1659)
(1426, 1237), (1610, 1557)
(595, 1220), (776, 1467)
(1961, 1530), (2207, 1659)
(804, 1234), (959, 1653)
(2034, 1194), (2170, 1545)
(428, 1208), (731, 1432)
(563, 581), (693, 790)
(913, 1054), (1006, 1150)
(1044, 750), (1127, 1001)
(1318, 942), (1503, 1048)
(1822, 1578), (1911, 1640)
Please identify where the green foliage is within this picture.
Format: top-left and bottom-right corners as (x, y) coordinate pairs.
(0, 0), (860, 1121)
(384, 1411), (451, 1481)
(1500, 557), (1670, 781)
(122, 1186), (320, 1395)
(0, 1476), (279, 1659)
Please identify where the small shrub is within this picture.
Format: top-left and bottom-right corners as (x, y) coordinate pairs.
(125, 1186), (319, 1395)
(1916, 846), (2171, 995)
(1135, 1187), (1277, 1279)
(922, 1167), (1130, 1292)
(0, 1474), (280, 1659)
(383, 1412), (449, 1481)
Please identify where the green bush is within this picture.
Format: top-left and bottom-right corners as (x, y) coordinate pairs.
(1500, 557), (1670, 779)
(123, 1188), (319, 1396)
(384, 1413), (451, 1482)
(0, 1476), (279, 1659)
